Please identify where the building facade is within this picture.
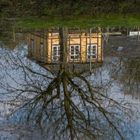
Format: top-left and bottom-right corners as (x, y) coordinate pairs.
(28, 29), (103, 64)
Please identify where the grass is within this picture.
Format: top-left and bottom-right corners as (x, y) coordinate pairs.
(16, 14), (140, 29)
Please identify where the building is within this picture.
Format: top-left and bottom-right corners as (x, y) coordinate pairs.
(28, 29), (103, 65)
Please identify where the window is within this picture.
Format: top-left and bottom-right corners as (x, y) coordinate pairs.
(87, 44), (97, 60)
(40, 42), (44, 60)
(70, 45), (80, 61)
(30, 39), (34, 56)
(52, 45), (60, 62)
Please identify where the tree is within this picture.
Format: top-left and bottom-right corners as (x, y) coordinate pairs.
(0, 28), (135, 140)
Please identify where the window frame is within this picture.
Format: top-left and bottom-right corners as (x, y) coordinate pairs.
(69, 45), (80, 61)
(87, 44), (97, 60)
(30, 39), (34, 56)
(52, 45), (60, 62)
(40, 42), (44, 60)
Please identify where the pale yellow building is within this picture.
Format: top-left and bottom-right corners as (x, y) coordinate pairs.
(28, 29), (103, 64)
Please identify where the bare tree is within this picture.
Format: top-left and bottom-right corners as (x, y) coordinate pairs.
(0, 30), (136, 140)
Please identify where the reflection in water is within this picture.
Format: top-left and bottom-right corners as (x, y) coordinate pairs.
(27, 28), (103, 64)
(27, 27), (103, 74)
(7, 54), (130, 140)
(0, 27), (139, 140)
(0, 28), (26, 50)
(111, 57), (140, 100)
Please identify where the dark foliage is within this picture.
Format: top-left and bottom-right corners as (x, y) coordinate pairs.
(0, 0), (140, 18)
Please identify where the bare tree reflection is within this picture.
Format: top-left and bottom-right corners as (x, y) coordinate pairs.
(111, 57), (140, 100)
(0, 29), (135, 140)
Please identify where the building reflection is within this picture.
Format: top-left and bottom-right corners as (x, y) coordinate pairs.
(27, 28), (103, 66)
